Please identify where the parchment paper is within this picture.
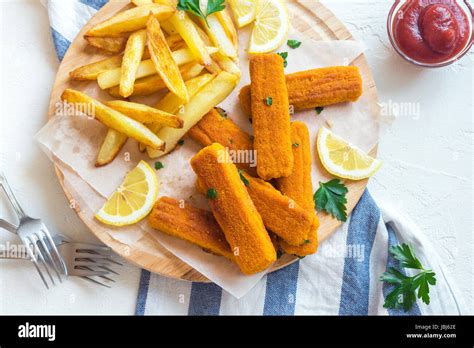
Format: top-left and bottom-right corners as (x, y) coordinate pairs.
(36, 25), (384, 298)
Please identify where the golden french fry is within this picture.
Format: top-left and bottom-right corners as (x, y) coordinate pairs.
(108, 62), (204, 97)
(147, 71), (238, 158)
(165, 33), (185, 51)
(120, 29), (147, 97)
(69, 55), (123, 80)
(96, 128), (128, 167)
(147, 15), (188, 102)
(61, 89), (165, 150)
(193, 24), (222, 74)
(216, 10), (238, 51)
(86, 4), (175, 37)
(84, 36), (128, 54)
(160, 19), (178, 35)
(97, 46), (217, 89)
(168, 12), (212, 65)
(212, 51), (241, 77)
(154, 73), (215, 115)
(132, 0), (153, 5)
(200, 14), (237, 58)
(105, 100), (183, 128)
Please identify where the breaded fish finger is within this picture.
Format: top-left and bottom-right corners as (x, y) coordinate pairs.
(188, 108), (257, 176)
(190, 143), (276, 275)
(148, 196), (234, 260)
(276, 122), (319, 256)
(250, 54), (293, 180)
(240, 66), (363, 115)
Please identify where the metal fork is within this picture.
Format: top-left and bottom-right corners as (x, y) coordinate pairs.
(0, 240), (122, 288)
(0, 172), (68, 289)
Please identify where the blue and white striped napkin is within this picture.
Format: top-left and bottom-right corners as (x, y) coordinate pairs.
(46, 0), (465, 315)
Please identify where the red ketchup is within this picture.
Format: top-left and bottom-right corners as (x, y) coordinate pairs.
(393, 0), (470, 64)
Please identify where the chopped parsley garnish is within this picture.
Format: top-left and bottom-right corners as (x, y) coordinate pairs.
(238, 170), (250, 186)
(206, 188), (218, 199)
(177, 0), (225, 28)
(277, 51), (288, 67)
(303, 239), (310, 245)
(265, 97), (273, 106)
(314, 179), (348, 222)
(380, 244), (437, 311)
(287, 39), (302, 49)
(154, 161), (164, 170)
(315, 106), (324, 115)
(177, 139), (185, 146)
(292, 142), (300, 147)
(216, 107), (227, 118)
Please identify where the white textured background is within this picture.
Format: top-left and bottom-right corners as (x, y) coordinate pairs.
(0, 0), (472, 314)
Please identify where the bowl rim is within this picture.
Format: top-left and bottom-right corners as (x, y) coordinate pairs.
(387, 0), (474, 68)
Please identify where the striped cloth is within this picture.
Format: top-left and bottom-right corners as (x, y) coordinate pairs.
(46, 0), (466, 315)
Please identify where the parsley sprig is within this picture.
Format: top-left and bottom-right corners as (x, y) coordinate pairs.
(380, 244), (436, 311)
(177, 0), (225, 27)
(314, 179), (348, 222)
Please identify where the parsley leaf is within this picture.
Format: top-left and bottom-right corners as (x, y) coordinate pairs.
(154, 161), (164, 170)
(287, 39), (302, 49)
(177, 0), (225, 28)
(314, 179), (348, 222)
(380, 243), (437, 311)
(238, 170), (250, 186)
(265, 97), (273, 106)
(277, 51), (288, 67)
(315, 106), (324, 115)
(206, 188), (218, 199)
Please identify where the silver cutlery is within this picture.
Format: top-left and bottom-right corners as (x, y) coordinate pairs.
(0, 172), (67, 289)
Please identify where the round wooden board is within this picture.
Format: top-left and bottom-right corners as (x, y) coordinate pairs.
(47, 0), (379, 282)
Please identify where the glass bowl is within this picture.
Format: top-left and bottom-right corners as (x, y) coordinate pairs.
(387, 0), (474, 67)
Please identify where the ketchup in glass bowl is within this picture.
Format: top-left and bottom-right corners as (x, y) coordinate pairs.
(387, 0), (473, 67)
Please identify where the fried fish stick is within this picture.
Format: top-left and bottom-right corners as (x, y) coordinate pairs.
(276, 122), (319, 256)
(239, 172), (313, 247)
(188, 108), (257, 176)
(250, 54), (293, 180)
(240, 66), (363, 115)
(148, 196), (233, 260)
(191, 143), (276, 275)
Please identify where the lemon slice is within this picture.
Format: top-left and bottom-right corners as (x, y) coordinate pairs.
(95, 160), (158, 226)
(228, 0), (257, 28)
(249, 0), (289, 53)
(317, 127), (381, 180)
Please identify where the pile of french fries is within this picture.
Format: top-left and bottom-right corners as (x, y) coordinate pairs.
(65, 0), (241, 166)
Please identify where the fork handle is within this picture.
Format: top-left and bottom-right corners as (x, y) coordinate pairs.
(0, 172), (26, 220)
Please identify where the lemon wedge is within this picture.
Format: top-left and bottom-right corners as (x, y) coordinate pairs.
(228, 0), (257, 28)
(249, 0), (289, 53)
(317, 127), (381, 180)
(95, 160), (158, 226)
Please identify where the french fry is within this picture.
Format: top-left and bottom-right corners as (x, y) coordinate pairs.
(193, 23), (222, 74)
(147, 71), (238, 158)
(132, 0), (153, 5)
(147, 15), (188, 102)
(105, 100), (183, 128)
(61, 89), (165, 150)
(165, 33), (185, 51)
(216, 10), (238, 51)
(200, 14), (237, 58)
(168, 12), (212, 65)
(107, 62), (203, 97)
(69, 55), (123, 80)
(95, 129), (128, 167)
(141, 73), (216, 149)
(160, 19), (178, 35)
(84, 36), (128, 54)
(120, 29), (147, 97)
(97, 46), (217, 89)
(212, 51), (241, 77)
(86, 4), (175, 37)
(154, 73), (215, 115)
